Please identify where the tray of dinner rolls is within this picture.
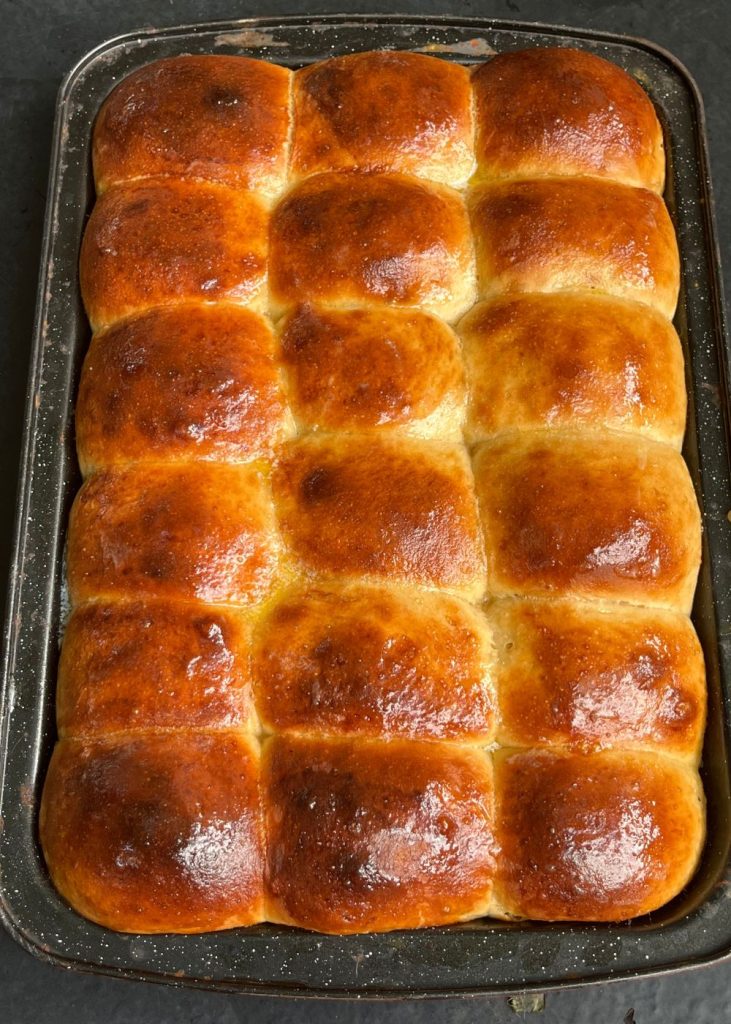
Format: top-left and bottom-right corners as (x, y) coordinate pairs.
(2, 12), (731, 997)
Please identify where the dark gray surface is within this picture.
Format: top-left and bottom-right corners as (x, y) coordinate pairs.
(1, 0), (730, 1020)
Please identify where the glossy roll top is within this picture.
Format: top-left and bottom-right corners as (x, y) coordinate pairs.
(269, 172), (476, 322)
(493, 749), (704, 921)
(279, 304), (466, 438)
(264, 735), (496, 933)
(57, 599), (254, 737)
(470, 178), (679, 318)
(80, 179), (269, 330)
(272, 434), (486, 598)
(253, 581), (495, 742)
(67, 463), (280, 606)
(488, 598), (706, 761)
(474, 430), (701, 612)
(93, 55), (292, 198)
(76, 305), (292, 474)
(40, 732), (265, 933)
(473, 47), (665, 191)
(291, 50), (474, 186)
(459, 294), (686, 448)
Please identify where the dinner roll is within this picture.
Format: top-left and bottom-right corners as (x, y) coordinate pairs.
(492, 748), (704, 921)
(459, 293), (686, 447)
(264, 735), (495, 932)
(253, 581), (495, 741)
(269, 172), (475, 321)
(67, 463), (280, 606)
(57, 600), (254, 737)
(76, 305), (293, 475)
(279, 304), (465, 438)
(470, 178), (679, 317)
(473, 430), (701, 612)
(291, 50), (474, 186)
(93, 55), (292, 198)
(40, 732), (265, 932)
(80, 179), (269, 329)
(473, 47), (665, 191)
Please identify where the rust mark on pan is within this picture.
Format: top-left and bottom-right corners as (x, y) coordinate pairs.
(214, 29), (289, 48)
(417, 38), (496, 56)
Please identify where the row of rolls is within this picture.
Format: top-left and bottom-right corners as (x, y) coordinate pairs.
(41, 46), (705, 935)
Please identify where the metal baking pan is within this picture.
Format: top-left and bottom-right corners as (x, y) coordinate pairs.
(1, 12), (730, 999)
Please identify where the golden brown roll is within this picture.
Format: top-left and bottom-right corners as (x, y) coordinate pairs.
(80, 179), (269, 330)
(76, 305), (292, 475)
(279, 304), (465, 437)
(291, 51), (474, 186)
(473, 47), (665, 192)
(459, 294), (686, 448)
(269, 172), (475, 322)
(492, 748), (704, 921)
(264, 735), (495, 933)
(272, 434), (485, 598)
(93, 55), (292, 198)
(253, 581), (495, 741)
(488, 597), (706, 761)
(474, 430), (701, 612)
(469, 178), (679, 318)
(40, 732), (265, 933)
(58, 600), (254, 737)
(67, 463), (280, 606)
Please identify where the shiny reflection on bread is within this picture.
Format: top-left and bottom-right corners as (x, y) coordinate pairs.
(279, 304), (465, 437)
(58, 599), (254, 737)
(93, 55), (292, 198)
(291, 51), (474, 186)
(80, 179), (269, 330)
(264, 735), (495, 933)
(253, 581), (495, 741)
(40, 732), (265, 932)
(488, 597), (705, 761)
(272, 434), (485, 598)
(67, 463), (280, 606)
(474, 430), (700, 612)
(269, 172), (475, 322)
(469, 178), (679, 318)
(473, 47), (664, 192)
(492, 748), (704, 921)
(459, 294), (686, 448)
(76, 305), (292, 474)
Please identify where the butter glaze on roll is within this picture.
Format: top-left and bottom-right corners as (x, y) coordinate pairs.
(291, 51), (474, 186)
(459, 294), (686, 447)
(67, 463), (280, 606)
(77, 306), (293, 474)
(279, 304), (466, 437)
(474, 431), (700, 612)
(93, 55), (292, 198)
(40, 732), (265, 932)
(269, 172), (476, 321)
(264, 735), (496, 933)
(473, 47), (665, 192)
(470, 178), (679, 317)
(492, 749), (704, 921)
(253, 581), (495, 741)
(273, 434), (485, 597)
(58, 600), (254, 737)
(80, 179), (269, 329)
(488, 598), (705, 761)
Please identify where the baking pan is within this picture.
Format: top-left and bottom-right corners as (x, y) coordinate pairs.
(1, 12), (730, 998)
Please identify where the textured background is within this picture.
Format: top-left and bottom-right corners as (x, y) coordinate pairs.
(1, 1), (730, 1020)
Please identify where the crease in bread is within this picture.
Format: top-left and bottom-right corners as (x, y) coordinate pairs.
(41, 45), (706, 935)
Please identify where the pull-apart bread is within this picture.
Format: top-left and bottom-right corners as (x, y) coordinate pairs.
(41, 47), (704, 934)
